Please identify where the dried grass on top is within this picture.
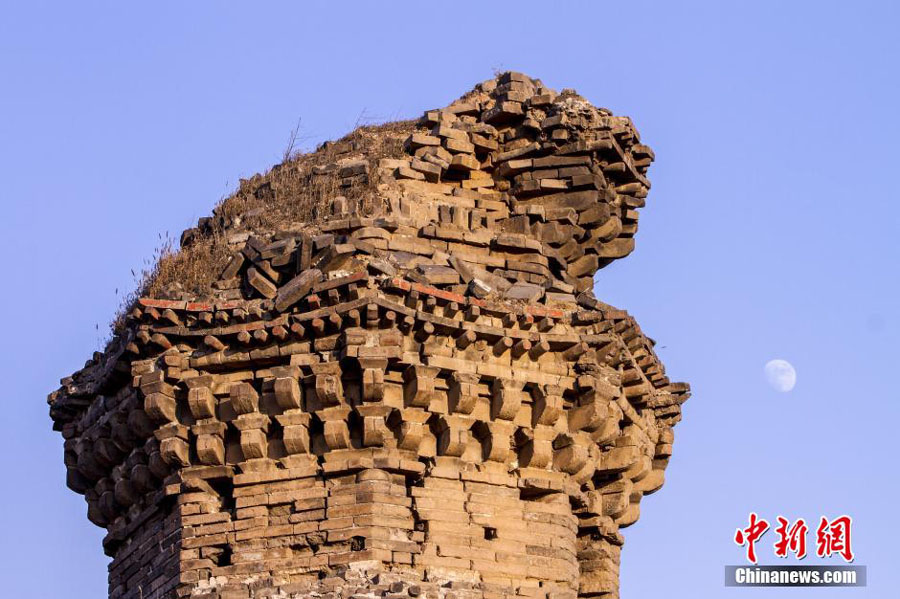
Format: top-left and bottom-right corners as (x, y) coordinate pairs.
(143, 119), (417, 301)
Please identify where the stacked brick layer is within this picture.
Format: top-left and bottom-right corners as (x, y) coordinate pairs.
(48, 72), (689, 599)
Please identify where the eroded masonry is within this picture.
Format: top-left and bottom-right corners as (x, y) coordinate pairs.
(48, 72), (689, 599)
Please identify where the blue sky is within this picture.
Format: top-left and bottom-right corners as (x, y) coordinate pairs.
(1, 1), (897, 597)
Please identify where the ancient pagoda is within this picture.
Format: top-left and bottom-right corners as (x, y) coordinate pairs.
(48, 72), (689, 599)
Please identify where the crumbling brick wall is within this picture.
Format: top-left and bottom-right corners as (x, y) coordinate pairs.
(48, 72), (689, 599)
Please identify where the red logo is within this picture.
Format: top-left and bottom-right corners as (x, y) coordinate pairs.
(735, 514), (853, 563)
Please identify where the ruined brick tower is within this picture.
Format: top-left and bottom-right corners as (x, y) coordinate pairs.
(48, 72), (689, 599)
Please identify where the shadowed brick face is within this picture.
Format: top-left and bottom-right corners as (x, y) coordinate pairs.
(48, 72), (689, 599)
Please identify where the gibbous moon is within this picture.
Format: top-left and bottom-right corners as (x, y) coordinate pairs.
(764, 359), (796, 392)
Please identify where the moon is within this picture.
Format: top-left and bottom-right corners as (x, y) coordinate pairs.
(764, 359), (796, 392)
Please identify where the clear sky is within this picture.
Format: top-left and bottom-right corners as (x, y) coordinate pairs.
(1, 1), (897, 597)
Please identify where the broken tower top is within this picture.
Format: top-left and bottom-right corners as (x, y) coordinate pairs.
(144, 70), (653, 306)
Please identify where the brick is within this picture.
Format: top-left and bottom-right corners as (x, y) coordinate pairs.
(275, 268), (322, 312)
